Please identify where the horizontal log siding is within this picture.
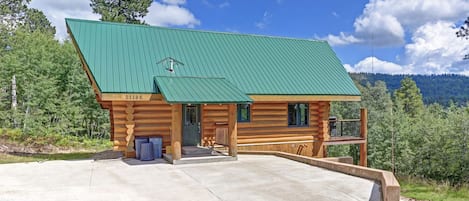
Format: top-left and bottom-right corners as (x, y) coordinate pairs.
(110, 101), (330, 157)
(111, 100), (172, 152)
(202, 101), (330, 157)
(201, 104), (229, 146)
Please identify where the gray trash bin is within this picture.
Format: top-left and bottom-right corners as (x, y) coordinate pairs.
(135, 137), (149, 159)
(140, 142), (154, 161)
(149, 137), (163, 158)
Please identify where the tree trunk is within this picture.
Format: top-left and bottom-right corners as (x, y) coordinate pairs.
(11, 75), (17, 109)
(12, 75), (18, 128)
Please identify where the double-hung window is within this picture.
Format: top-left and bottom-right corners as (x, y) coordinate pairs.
(288, 103), (309, 126)
(237, 104), (251, 122)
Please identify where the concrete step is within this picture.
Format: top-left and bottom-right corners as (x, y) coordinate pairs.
(182, 146), (212, 155)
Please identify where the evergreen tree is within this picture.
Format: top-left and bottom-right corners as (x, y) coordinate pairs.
(0, 0), (55, 34)
(90, 0), (152, 24)
(394, 77), (424, 117)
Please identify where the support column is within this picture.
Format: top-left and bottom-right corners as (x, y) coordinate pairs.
(125, 102), (135, 158)
(313, 102), (330, 157)
(171, 104), (182, 160)
(228, 104), (238, 157)
(359, 108), (368, 167)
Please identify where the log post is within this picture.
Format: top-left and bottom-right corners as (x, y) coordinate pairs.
(171, 104), (182, 160)
(125, 102), (135, 158)
(313, 120), (328, 157)
(359, 108), (368, 167)
(228, 104), (238, 157)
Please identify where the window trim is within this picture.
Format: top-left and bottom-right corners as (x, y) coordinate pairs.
(237, 104), (251, 122)
(288, 103), (309, 127)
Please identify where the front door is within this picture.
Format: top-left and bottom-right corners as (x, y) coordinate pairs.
(182, 104), (200, 146)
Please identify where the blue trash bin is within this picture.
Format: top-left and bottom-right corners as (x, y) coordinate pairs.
(134, 137), (149, 159)
(149, 137), (163, 158)
(140, 142), (154, 161)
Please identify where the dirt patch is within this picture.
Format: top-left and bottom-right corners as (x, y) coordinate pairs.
(91, 150), (123, 160)
(400, 196), (420, 201)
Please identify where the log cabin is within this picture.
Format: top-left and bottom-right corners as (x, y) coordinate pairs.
(65, 18), (367, 165)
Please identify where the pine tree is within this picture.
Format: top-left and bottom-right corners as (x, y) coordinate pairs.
(0, 0), (55, 34)
(90, 0), (152, 24)
(394, 77), (424, 117)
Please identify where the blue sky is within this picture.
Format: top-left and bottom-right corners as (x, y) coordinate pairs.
(30, 0), (469, 75)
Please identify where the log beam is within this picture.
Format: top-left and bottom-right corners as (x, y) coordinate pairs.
(228, 104), (238, 157)
(171, 104), (182, 160)
(359, 108), (368, 167)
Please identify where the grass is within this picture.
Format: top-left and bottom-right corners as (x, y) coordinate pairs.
(400, 177), (469, 201)
(0, 152), (94, 164)
(0, 128), (112, 164)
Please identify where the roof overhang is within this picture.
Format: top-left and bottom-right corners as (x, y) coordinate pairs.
(249, 95), (361, 102)
(154, 76), (253, 104)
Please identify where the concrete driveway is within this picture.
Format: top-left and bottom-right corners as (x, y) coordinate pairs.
(0, 155), (380, 201)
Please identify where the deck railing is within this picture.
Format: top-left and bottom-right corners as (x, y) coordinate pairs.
(328, 119), (361, 138)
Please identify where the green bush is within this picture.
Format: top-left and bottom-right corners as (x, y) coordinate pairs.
(1, 128), (111, 150)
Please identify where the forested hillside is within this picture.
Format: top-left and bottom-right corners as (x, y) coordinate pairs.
(329, 77), (469, 186)
(351, 73), (469, 106)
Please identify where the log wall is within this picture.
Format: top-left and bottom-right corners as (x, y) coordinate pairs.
(110, 101), (330, 157)
(110, 100), (172, 152)
(201, 101), (330, 157)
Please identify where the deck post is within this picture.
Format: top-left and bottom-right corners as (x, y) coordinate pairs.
(359, 108), (368, 167)
(171, 104), (182, 160)
(228, 104), (238, 157)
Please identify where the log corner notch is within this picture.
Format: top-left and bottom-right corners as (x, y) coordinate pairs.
(312, 101), (330, 158)
(124, 102), (136, 158)
(359, 108), (368, 167)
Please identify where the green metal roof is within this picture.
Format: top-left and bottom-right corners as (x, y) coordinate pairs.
(66, 18), (360, 96)
(155, 76), (252, 104)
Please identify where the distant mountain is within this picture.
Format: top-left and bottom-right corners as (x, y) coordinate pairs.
(350, 73), (469, 106)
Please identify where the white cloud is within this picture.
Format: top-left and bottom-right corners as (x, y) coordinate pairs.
(347, 21), (469, 75)
(405, 21), (469, 74)
(343, 64), (354, 72)
(353, 11), (405, 46)
(29, 0), (200, 40)
(319, 32), (362, 46)
(144, 2), (200, 28)
(346, 57), (408, 74)
(321, 0), (469, 46)
(255, 11), (272, 29)
(29, 0), (100, 41)
(162, 0), (186, 5)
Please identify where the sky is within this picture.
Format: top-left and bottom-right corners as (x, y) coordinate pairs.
(29, 0), (469, 75)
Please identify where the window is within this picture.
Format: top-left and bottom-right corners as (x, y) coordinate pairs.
(288, 103), (309, 126)
(237, 104), (251, 122)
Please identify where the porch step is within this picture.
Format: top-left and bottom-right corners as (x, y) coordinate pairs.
(182, 146), (212, 155)
(163, 153), (237, 165)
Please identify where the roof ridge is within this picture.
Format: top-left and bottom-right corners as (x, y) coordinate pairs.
(65, 18), (328, 44)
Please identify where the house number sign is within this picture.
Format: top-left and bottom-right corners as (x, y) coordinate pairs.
(124, 95), (143, 100)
